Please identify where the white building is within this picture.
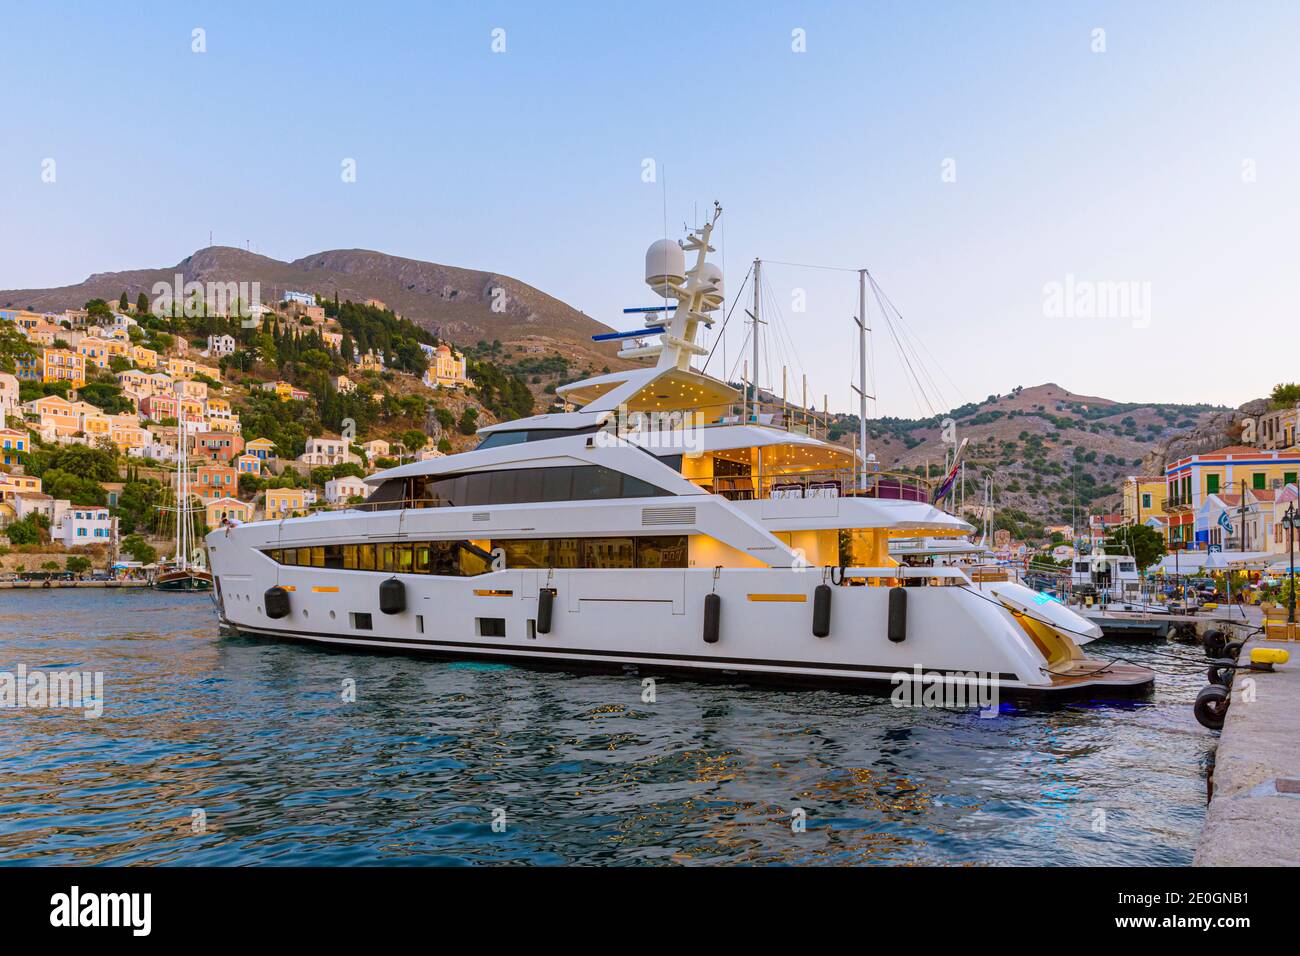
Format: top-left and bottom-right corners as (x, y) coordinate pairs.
(0, 372), (19, 427)
(60, 506), (116, 547)
(207, 334), (236, 356)
(324, 475), (370, 504)
(110, 313), (137, 333)
(13, 492), (56, 525)
(129, 441), (179, 463)
(299, 436), (357, 467)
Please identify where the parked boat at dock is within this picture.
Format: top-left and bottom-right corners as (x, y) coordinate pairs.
(206, 207), (1152, 698)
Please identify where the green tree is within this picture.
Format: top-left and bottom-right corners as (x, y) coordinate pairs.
(66, 555), (92, 575)
(1103, 523), (1167, 572)
(115, 480), (164, 535)
(401, 429), (428, 452)
(41, 469), (108, 506)
(3, 518), (41, 546)
(29, 444), (119, 483)
(136, 292), (150, 315)
(0, 322), (38, 374)
(1271, 382), (1300, 408)
(121, 534), (158, 565)
(118, 291), (129, 311)
(79, 382), (135, 415)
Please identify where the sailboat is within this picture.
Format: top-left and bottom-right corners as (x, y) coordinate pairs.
(154, 404), (213, 592)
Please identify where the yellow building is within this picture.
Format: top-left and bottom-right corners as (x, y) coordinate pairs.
(77, 337), (111, 369)
(108, 416), (150, 453)
(117, 368), (153, 393)
(204, 397), (239, 432)
(1121, 475), (1168, 526)
(165, 357), (197, 380)
(260, 380), (308, 402)
(245, 437), (277, 462)
(1165, 445), (1300, 549)
(132, 345), (159, 369)
(46, 348), (87, 387)
(264, 487), (308, 518)
(81, 411), (111, 441)
(177, 379), (208, 401)
(0, 473), (42, 500)
(206, 496), (253, 526)
(19, 348), (86, 388)
(422, 344), (471, 389)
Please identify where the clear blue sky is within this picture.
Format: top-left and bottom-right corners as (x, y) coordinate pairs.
(3, 1), (1297, 417)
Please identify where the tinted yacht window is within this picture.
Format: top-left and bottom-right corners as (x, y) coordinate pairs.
(476, 426), (600, 449)
(374, 465), (672, 508)
(447, 465), (669, 505)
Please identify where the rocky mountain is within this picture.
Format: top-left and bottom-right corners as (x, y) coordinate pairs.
(824, 383), (1235, 531)
(0, 246), (626, 370)
(3, 251), (1260, 533)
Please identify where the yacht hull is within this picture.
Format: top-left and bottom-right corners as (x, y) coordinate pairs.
(154, 570), (213, 592)
(223, 619), (1152, 700)
(208, 540), (1152, 701)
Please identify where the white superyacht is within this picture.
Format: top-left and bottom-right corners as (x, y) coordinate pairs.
(206, 207), (1152, 698)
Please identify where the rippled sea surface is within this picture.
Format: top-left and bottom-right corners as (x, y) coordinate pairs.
(0, 590), (1214, 865)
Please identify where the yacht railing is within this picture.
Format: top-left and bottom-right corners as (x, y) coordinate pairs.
(683, 467), (934, 503)
(615, 399), (834, 440)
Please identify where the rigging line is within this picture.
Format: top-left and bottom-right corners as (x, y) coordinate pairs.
(889, 315), (934, 419)
(868, 274), (948, 412)
(760, 276), (788, 395)
(883, 312), (927, 418)
(726, 325), (753, 384)
(890, 310), (951, 411)
(872, 283), (931, 417)
(879, 287), (948, 416)
(869, 274), (966, 408)
(760, 270), (807, 391)
(771, 279), (808, 382)
(762, 258), (860, 273)
(701, 263), (753, 376)
(865, 286), (878, 418)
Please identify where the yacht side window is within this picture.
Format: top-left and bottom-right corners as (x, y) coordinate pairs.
(421, 466), (672, 507)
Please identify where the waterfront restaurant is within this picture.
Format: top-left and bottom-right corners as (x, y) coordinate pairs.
(1164, 445), (1300, 549)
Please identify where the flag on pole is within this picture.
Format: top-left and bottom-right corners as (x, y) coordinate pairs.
(932, 438), (969, 507)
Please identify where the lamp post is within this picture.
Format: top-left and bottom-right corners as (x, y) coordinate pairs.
(1284, 503), (1297, 625)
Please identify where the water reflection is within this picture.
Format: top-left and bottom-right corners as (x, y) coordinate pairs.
(0, 591), (1211, 865)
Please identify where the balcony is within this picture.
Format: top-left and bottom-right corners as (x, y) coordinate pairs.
(1162, 497), (1193, 513)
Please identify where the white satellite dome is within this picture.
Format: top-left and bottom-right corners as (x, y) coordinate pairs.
(645, 239), (686, 294)
(697, 262), (724, 310)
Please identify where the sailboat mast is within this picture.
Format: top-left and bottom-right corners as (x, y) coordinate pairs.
(179, 417), (186, 570)
(857, 269), (868, 490)
(749, 257), (761, 420)
(176, 383), (189, 572)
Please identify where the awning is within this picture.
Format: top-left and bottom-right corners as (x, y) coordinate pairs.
(1152, 550), (1274, 574)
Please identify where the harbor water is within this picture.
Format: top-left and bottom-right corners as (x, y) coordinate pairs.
(0, 590), (1213, 866)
